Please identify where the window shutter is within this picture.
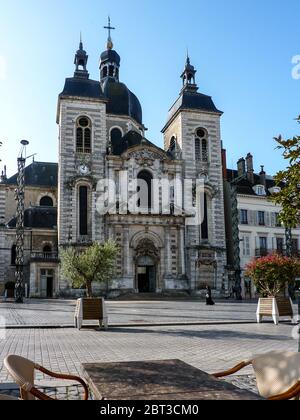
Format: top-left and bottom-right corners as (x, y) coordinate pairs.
(238, 209), (242, 224)
(249, 210), (256, 226)
(255, 237), (260, 249)
(271, 212), (276, 227)
(265, 212), (271, 227)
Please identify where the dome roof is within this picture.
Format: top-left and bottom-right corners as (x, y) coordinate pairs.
(103, 77), (142, 125)
(100, 49), (121, 66)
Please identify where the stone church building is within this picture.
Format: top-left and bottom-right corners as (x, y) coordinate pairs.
(0, 30), (227, 297)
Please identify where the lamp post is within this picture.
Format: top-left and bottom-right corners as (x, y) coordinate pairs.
(14, 141), (29, 303)
(14, 141), (36, 303)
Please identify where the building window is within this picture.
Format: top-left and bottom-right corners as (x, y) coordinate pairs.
(242, 235), (251, 257)
(195, 128), (208, 162)
(240, 209), (248, 225)
(258, 211), (265, 226)
(40, 196), (54, 207)
(110, 128), (123, 143)
(11, 245), (16, 265)
(79, 186), (88, 236)
(201, 193), (209, 241)
(102, 66), (108, 78)
(109, 65), (114, 77)
(254, 185), (266, 196)
(76, 117), (92, 154)
(137, 170), (153, 211)
(276, 238), (284, 254)
(43, 245), (52, 254)
(258, 237), (268, 256)
(292, 239), (299, 257)
(195, 138), (201, 161)
(170, 136), (176, 151)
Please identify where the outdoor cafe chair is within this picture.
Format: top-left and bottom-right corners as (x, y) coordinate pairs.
(4, 355), (89, 400)
(213, 351), (300, 400)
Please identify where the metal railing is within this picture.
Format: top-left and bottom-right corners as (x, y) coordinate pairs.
(30, 252), (59, 262)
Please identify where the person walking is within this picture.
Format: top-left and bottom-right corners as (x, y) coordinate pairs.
(206, 285), (215, 306)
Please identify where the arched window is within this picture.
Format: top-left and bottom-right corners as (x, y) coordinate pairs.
(76, 117), (92, 154)
(11, 245), (16, 266)
(102, 66), (108, 78)
(109, 65), (114, 77)
(137, 170), (153, 211)
(79, 186), (88, 236)
(43, 245), (52, 254)
(40, 196), (54, 207)
(170, 136), (176, 152)
(110, 128), (123, 143)
(195, 128), (208, 162)
(195, 138), (201, 161)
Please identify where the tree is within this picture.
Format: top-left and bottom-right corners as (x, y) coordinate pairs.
(245, 254), (300, 297)
(271, 117), (300, 228)
(60, 241), (118, 298)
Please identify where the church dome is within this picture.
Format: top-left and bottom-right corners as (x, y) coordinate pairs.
(102, 77), (143, 125)
(100, 49), (121, 66)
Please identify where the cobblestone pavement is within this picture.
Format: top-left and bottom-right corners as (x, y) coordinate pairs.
(0, 299), (298, 399)
(0, 298), (298, 327)
(0, 322), (297, 399)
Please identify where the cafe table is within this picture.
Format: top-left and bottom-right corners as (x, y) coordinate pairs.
(82, 359), (263, 400)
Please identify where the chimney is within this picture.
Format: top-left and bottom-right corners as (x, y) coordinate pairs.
(259, 165), (266, 187)
(246, 153), (254, 184)
(222, 148), (228, 180)
(237, 158), (246, 178)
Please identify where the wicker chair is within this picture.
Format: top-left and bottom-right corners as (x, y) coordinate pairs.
(4, 355), (89, 400)
(213, 351), (300, 400)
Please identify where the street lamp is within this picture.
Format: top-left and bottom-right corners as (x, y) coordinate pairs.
(14, 140), (36, 303)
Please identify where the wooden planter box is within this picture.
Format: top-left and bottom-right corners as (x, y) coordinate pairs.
(74, 298), (108, 330)
(257, 297), (294, 325)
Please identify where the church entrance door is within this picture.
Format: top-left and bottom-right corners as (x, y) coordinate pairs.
(137, 256), (156, 293)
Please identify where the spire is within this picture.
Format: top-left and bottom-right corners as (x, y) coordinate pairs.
(100, 17), (120, 83)
(74, 35), (89, 79)
(79, 32), (83, 50)
(104, 16), (116, 50)
(180, 52), (198, 93)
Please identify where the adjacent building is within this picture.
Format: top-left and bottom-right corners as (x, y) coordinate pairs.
(225, 153), (300, 298)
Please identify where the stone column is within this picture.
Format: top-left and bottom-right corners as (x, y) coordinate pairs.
(165, 227), (172, 275)
(123, 227), (130, 276)
(179, 225), (186, 276)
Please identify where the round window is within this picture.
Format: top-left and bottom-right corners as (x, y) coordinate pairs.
(197, 129), (206, 139)
(79, 118), (89, 128)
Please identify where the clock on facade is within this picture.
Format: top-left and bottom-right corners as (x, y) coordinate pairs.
(78, 164), (90, 176)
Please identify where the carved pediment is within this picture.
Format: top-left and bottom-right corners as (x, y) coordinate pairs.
(135, 239), (160, 262)
(126, 147), (168, 167)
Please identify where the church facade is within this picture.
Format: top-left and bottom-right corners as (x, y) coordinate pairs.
(0, 29), (228, 297)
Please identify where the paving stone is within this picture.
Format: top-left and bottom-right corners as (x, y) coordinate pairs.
(0, 300), (298, 400)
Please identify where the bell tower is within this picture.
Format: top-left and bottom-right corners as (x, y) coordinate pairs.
(180, 54), (197, 92)
(74, 35), (89, 79)
(162, 54), (227, 295)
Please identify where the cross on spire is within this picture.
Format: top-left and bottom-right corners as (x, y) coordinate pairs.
(104, 16), (116, 49)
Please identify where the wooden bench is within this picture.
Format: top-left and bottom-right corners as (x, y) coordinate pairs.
(74, 298), (108, 330)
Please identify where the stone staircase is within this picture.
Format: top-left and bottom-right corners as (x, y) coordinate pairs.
(115, 291), (191, 301)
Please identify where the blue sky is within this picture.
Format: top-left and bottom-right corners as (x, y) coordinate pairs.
(0, 0), (299, 176)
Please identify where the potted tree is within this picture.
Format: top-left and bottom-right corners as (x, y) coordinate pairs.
(5, 282), (15, 299)
(60, 241), (118, 329)
(245, 254), (300, 325)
